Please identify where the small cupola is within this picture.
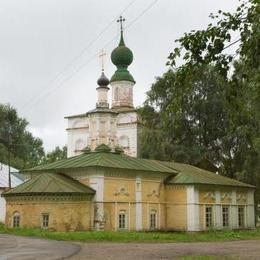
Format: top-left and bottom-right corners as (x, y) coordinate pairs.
(97, 71), (109, 89)
(96, 50), (110, 108)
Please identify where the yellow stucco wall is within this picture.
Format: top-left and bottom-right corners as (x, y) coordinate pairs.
(198, 187), (253, 230)
(4, 169), (254, 232)
(102, 176), (165, 231)
(104, 177), (136, 202)
(165, 185), (187, 230)
(5, 199), (92, 232)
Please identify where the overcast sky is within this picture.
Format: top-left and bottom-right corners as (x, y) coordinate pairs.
(0, 0), (240, 152)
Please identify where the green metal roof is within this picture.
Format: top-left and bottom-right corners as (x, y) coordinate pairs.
(162, 161), (254, 188)
(2, 172), (95, 196)
(26, 149), (175, 174)
(24, 145), (254, 188)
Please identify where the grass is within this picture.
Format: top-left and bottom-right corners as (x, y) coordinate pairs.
(0, 223), (260, 243)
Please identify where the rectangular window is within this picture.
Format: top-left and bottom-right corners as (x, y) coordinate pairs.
(238, 207), (245, 228)
(118, 212), (126, 229)
(13, 215), (20, 228)
(205, 206), (213, 228)
(222, 206), (229, 227)
(150, 212), (156, 230)
(42, 214), (49, 228)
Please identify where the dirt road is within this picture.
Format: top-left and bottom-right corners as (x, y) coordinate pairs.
(1, 234), (260, 260)
(0, 234), (80, 260)
(70, 240), (260, 260)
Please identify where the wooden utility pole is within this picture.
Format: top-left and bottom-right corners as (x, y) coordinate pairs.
(7, 125), (11, 189)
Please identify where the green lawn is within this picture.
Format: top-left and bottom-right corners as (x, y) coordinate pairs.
(0, 224), (259, 243)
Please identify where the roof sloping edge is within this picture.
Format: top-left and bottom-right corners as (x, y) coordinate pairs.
(2, 172), (96, 196)
(163, 162), (255, 188)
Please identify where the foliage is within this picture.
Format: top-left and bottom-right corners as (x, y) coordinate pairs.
(138, 0), (260, 202)
(42, 146), (67, 164)
(0, 223), (259, 243)
(0, 104), (45, 169)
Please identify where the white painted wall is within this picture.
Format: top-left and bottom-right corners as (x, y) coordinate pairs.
(0, 164), (23, 223)
(67, 110), (140, 158)
(88, 175), (104, 230)
(186, 185), (200, 231)
(67, 117), (89, 157)
(247, 190), (255, 228)
(110, 80), (135, 108)
(231, 190), (238, 229)
(135, 176), (142, 230)
(0, 189), (5, 223)
(116, 112), (139, 157)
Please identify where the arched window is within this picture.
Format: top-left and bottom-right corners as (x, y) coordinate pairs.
(118, 135), (129, 148)
(150, 210), (157, 230)
(118, 210), (127, 230)
(13, 212), (20, 228)
(75, 139), (85, 151)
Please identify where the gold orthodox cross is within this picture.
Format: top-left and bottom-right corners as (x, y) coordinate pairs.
(99, 49), (106, 72)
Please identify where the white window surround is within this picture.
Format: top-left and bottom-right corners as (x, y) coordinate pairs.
(205, 205), (213, 228)
(150, 210), (157, 230)
(222, 206), (230, 228)
(42, 213), (49, 228)
(12, 212), (20, 228)
(118, 135), (129, 148)
(118, 210), (127, 230)
(75, 139), (85, 151)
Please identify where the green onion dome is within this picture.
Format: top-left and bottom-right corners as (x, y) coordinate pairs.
(110, 32), (135, 83)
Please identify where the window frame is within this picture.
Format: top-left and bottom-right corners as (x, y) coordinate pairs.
(238, 206), (245, 228)
(205, 205), (213, 228)
(12, 212), (20, 228)
(42, 213), (49, 228)
(118, 210), (127, 230)
(222, 206), (229, 228)
(150, 210), (157, 230)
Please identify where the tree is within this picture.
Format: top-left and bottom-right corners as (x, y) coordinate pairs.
(139, 65), (229, 167)
(42, 146), (67, 164)
(139, 0), (260, 202)
(0, 104), (45, 169)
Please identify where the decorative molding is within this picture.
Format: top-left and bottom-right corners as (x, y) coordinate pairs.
(203, 192), (216, 200)
(166, 185), (185, 190)
(66, 126), (89, 131)
(236, 193), (247, 202)
(114, 187), (129, 196)
(5, 194), (93, 202)
(147, 189), (159, 198)
(221, 192), (232, 201)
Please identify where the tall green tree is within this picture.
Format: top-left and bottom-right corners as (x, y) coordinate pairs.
(0, 104), (45, 169)
(139, 0), (260, 202)
(139, 65), (228, 168)
(42, 146), (67, 164)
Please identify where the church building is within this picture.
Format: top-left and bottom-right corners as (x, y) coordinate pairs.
(66, 17), (140, 158)
(2, 17), (255, 232)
